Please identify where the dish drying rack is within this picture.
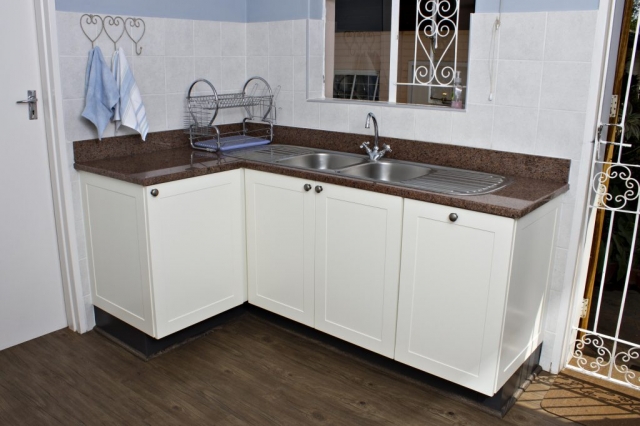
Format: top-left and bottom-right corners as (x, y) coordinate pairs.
(185, 77), (279, 152)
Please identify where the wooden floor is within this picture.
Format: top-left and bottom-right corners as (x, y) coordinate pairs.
(0, 311), (574, 425)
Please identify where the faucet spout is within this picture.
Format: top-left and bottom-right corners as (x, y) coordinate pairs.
(361, 112), (390, 161)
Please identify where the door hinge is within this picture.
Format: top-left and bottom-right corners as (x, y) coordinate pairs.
(580, 298), (589, 319)
(610, 95), (619, 119)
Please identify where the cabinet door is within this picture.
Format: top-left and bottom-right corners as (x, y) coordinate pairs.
(245, 170), (316, 326)
(315, 183), (403, 358)
(81, 173), (155, 336)
(147, 170), (247, 338)
(394, 199), (514, 395)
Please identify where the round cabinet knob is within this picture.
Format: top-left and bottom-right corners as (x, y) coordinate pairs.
(449, 213), (458, 222)
(315, 185), (323, 193)
(150, 189), (159, 197)
(304, 184), (312, 192)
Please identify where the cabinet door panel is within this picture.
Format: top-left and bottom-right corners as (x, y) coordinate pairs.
(246, 170), (315, 326)
(82, 173), (154, 336)
(315, 184), (403, 357)
(148, 170), (246, 338)
(395, 199), (513, 395)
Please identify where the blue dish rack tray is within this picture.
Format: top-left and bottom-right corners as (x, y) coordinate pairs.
(185, 77), (278, 153)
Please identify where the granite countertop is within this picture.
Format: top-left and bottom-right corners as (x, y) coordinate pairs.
(74, 141), (569, 219)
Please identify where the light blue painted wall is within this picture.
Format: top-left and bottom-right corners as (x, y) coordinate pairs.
(55, 0), (247, 22)
(246, 0), (323, 21)
(476, 0), (599, 13)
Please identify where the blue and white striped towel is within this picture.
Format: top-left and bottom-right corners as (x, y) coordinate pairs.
(112, 47), (148, 141)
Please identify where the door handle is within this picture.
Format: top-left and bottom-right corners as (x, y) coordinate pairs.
(16, 90), (38, 120)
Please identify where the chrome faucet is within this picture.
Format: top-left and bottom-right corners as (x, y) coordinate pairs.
(360, 112), (391, 161)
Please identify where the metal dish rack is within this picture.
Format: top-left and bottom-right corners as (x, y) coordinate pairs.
(185, 76), (279, 152)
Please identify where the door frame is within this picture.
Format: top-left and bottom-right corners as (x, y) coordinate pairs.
(29, 0), (88, 333)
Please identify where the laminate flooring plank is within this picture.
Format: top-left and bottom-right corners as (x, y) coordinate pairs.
(0, 312), (577, 425)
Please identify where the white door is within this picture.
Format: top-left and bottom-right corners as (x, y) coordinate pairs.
(0, 0), (67, 350)
(394, 199), (513, 395)
(314, 183), (403, 358)
(245, 170), (316, 326)
(148, 171), (247, 338)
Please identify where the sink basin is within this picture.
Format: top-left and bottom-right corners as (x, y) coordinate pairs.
(277, 152), (367, 170)
(339, 161), (431, 183)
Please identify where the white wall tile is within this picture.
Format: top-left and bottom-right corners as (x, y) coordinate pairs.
(319, 102), (349, 133)
(194, 21), (221, 57)
(308, 56), (324, 94)
(545, 11), (598, 62)
(469, 13), (499, 61)
(349, 104), (383, 136)
(247, 22), (269, 57)
(247, 56), (269, 80)
(466, 60), (492, 105)
(309, 19), (324, 57)
(294, 92), (319, 128)
(545, 289), (563, 334)
(221, 107), (247, 124)
(294, 56), (307, 92)
(556, 202), (575, 250)
(269, 56), (294, 92)
(293, 20), (307, 56)
(195, 57), (222, 88)
(165, 19), (193, 57)
(380, 107), (415, 140)
(63, 99), (104, 141)
(133, 56), (166, 95)
(414, 109), (453, 144)
(492, 106), (538, 154)
(269, 21), (293, 57)
(451, 104), (494, 148)
(59, 56), (87, 100)
(220, 57), (246, 91)
(165, 56), (194, 94)
(138, 17), (165, 57)
(58, 12), (94, 56)
(142, 94), (168, 132)
(540, 62), (592, 113)
(166, 93), (187, 130)
(276, 90), (294, 126)
(495, 60), (543, 108)
(498, 12), (546, 61)
(535, 110), (586, 160)
(221, 22), (246, 57)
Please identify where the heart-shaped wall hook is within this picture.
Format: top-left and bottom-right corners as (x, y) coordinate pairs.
(80, 14), (104, 49)
(125, 17), (145, 55)
(103, 15), (125, 51)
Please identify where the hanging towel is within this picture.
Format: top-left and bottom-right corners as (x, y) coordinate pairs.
(112, 47), (148, 141)
(82, 47), (119, 140)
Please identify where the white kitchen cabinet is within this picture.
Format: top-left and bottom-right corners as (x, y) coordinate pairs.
(245, 170), (316, 326)
(245, 170), (404, 357)
(394, 198), (560, 396)
(80, 169), (247, 339)
(314, 183), (403, 358)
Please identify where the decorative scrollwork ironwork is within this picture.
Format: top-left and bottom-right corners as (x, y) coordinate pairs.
(570, 332), (640, 390)
(592, 164), (640, 210)
(413, 0), (459, 87)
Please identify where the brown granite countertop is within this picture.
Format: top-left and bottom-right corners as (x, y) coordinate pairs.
(74, 145), (569, 219)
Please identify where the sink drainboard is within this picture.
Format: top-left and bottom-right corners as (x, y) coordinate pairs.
(400, 168), (508, 195)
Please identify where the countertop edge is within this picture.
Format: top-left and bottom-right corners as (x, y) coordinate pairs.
(75, 159), (569, 220)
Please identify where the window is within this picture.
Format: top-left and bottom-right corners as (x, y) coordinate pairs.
(324, 0), (475, 108)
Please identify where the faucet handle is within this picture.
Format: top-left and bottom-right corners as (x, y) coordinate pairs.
(382, 144), (392, 153)
(360, 141), (372, 153)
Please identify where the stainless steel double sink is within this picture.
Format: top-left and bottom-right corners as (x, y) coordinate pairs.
(277, 152), (432, 183)
(228, 145), (510, 195)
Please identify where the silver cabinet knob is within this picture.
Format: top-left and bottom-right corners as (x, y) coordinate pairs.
(449, 213), (458, 222)
(315, 185), (323, 193)
(304, 184), (312, 192)
(150, 189), (159, 197)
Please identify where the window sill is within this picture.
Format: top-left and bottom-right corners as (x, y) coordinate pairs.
(305, 96), (467, 113)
